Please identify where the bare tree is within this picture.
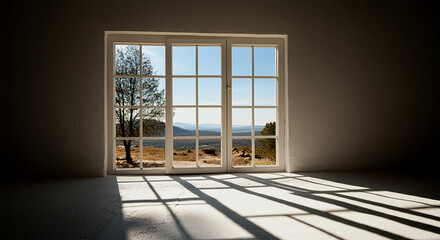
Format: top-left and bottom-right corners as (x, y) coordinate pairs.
(115, 45), (165, 165)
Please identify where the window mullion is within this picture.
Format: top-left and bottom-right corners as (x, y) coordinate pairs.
(226, 40), (232, 172)
(165, 41), (173, 173)
(195, 45), (199, 167)
(251, 46), (255, 167)
(139, 44), (143, 169)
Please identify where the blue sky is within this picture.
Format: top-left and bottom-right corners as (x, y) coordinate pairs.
(139, 45), (277, 129)
(142, 46), (165, 75)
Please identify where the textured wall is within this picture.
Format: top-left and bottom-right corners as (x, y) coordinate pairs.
(3, 0), (438, 178)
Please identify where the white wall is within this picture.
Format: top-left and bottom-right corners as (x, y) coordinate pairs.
(3, 0), (438, 179)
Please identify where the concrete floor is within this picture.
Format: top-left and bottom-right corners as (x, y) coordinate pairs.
(3, 172), (440, 240)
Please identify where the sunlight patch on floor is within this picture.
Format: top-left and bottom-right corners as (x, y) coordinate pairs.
(114, 173), (440, 240)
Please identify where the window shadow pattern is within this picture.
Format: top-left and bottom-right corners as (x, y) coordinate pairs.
(116, 173), (440, 239)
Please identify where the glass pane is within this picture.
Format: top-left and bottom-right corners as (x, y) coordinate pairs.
(232, 47), (252, 76)
(142, 45), (165, 76)
(143, 108), (165, 137)
(173, 78), (195, 105)
(254, 47), (276, 76)
(173, 46), (196, 75)
(199, 108), (221, 136)
(256, 138), (276, 166)
(254, 108), (276, 136)
(198, 78), (221, 105)
(232, 78), (252, 106)
(232, 108), (251, 136)
(173, 139), (196, 167)
(142, 78), (165, 106)
(173, 108), (196, 136)
(232, 139), (252, 166)
(199, 139), (221, 166)
(115, 78), (140, 106)
(198, 46), (221, 75)
(143, 140), (165, 168)
(254, 78), (276, 106)
(116, 140), (140, 168)
(115, 108), (140, 137)
(115, 45), (140, 75)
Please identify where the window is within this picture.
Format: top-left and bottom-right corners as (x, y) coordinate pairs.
(231, 46), (277, 167)
(113, 44), (166, 170)
(172, 44), (223, 168)
(106, 32), (286, 174)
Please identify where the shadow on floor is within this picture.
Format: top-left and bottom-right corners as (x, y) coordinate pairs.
(3, 176), (127, 239)
(3, 171), (440, 239)
(118, 171), (440, 239)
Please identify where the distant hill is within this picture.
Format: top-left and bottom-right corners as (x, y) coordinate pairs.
(173, 122), (265, 133)
(173, 126), (220, 136)
(117, 120), (265, 137)
(118, 123), (265, 150)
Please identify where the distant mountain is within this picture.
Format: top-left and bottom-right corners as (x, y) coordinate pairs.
(173, 125), (220, 136)
(173, 123), (221, 132)
(231, 125), (265, 132)
(173, 122), (196, 130)
(173, 122), (265, 133)
(117, 121), (265, 137)
(198, 124), (222, 132)
(172, 125), (194, 136)
(117, 122), (266, 149)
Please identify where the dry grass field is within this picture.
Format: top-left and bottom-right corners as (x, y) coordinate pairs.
(232, 147), (276, 166)
(116, 145), (275, 168)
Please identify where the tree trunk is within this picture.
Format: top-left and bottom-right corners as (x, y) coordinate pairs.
(123, 140), (134, 165)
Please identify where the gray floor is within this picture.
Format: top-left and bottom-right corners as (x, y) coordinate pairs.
(3, 172), (440, 239)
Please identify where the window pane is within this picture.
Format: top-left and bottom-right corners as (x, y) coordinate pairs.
(173, 46), (196, 75)
(115, 78), (140, 106)
(199, 108), (221, 136)
(143, 140), (165, 168)
(143, 108), (165, 137)
(232, 47), (252, 76)
(142, 46), (165, 76)
(116, 140), (140, 168)
(198, 78), (221, 105)
(232, 139), (252, 166)
(199, 139), (221, 166)
(173, 108), (196, 136)
(254, 108), (276, 136)
(173, 78), (195, 105)
(254, 78), (276, 106)
(256, 138), (276, 166)
(232, 108), (252, 136)
(254, 47), (276, 76)
(173, 139), (196, 167)
(142, 78), (165, 106)
(115, 45), (140, 75)
(232, 78), (252, 106)
(198, 46), (221, 75)
(115, 108), (140, 137)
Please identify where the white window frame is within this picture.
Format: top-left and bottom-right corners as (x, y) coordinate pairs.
(104, 32), (287, 175)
